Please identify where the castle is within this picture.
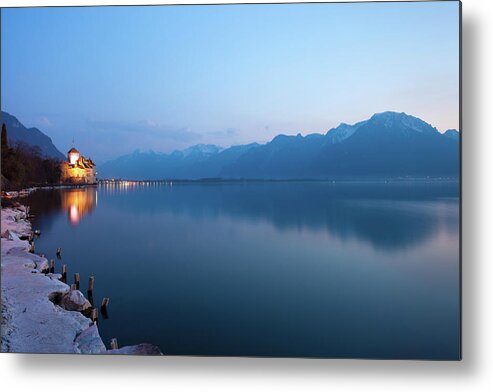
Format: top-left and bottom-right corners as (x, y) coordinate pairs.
(60, 147), (97, 184)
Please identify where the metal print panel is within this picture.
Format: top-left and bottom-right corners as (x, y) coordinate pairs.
(0, 1), (461, 359)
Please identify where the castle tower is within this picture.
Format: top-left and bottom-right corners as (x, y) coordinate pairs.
(67, 147), (80, 165)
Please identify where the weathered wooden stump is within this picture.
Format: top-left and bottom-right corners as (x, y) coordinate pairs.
(88, 276), (95, 294)
(110, 338), (118, 350)
(101, 297), (110, 319)
(90, 308), (98, 322)
(101, 297), (109, 308)
(61, 264), (67, 282)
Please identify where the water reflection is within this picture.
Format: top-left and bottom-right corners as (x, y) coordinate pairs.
(23, 186), (97, 229)
(97, 181), (459, 252)
(24, 182), (458, 251)
(61, 188), (97, 225)
(25, 181), (460, 359)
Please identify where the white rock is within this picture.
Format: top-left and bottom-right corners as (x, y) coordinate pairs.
(1, 207), (105, 354)
(74, 323), (107, 354)
(34, 258), (49, 272)
(103, 343), (163, 356)
(46, 273), (62, 280)
(59, 290), (92, 312)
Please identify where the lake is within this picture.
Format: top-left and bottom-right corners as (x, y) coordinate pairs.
(23, 181), (460, 359)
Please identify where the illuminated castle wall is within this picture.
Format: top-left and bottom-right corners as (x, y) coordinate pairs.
(60, 147), (97, 184)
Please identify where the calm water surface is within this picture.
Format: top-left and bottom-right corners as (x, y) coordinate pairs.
(24, 181), (460, 359)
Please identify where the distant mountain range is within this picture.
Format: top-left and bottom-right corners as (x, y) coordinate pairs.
(99, 112), (460, 180)
(1, 111), (65, 160)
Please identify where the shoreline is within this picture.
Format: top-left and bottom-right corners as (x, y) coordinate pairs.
(1, 205), (162, 355)
(1, 177), (460, 197)
(2, 183), (97, 199)
(99, 177), (460, 184)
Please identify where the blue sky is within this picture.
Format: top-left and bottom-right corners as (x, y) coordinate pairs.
(1, 2), (459, 162)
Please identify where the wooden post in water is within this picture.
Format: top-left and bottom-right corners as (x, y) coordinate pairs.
(74, 273), (80, 289)
(90, 308), (98, 323)
(61, 264), (67, 282)
(50, 259), (55, 274)
(101, 298), (110, 319)
(70, 284), (77, 291)
(101, 298), (109, 309)
(110, 338), (118, 350)
(88, 276), (95, 294)
(87, 292), (94, 307)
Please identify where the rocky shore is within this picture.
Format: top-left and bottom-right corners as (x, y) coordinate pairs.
(1, 205), (162, 355)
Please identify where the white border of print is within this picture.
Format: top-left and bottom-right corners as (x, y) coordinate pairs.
(1, 1), (492, 392)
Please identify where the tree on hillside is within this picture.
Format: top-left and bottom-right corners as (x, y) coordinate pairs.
(1, 123), (7, 148)
(1, 123), (10, 178)
(1, 122), (62, 190)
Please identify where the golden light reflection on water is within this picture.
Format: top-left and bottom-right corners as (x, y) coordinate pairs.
(61, 187), (97, 225)
(98, 180), (174, 196)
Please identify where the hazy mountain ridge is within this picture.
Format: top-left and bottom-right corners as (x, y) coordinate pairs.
(98, 111), (460, 180)
(98, 142), (261, 179)
(1, 111), (65, 160)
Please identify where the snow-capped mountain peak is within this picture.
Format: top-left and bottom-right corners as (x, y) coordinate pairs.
(369, 111), (439, 134)
(325, 120), (367, 144)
